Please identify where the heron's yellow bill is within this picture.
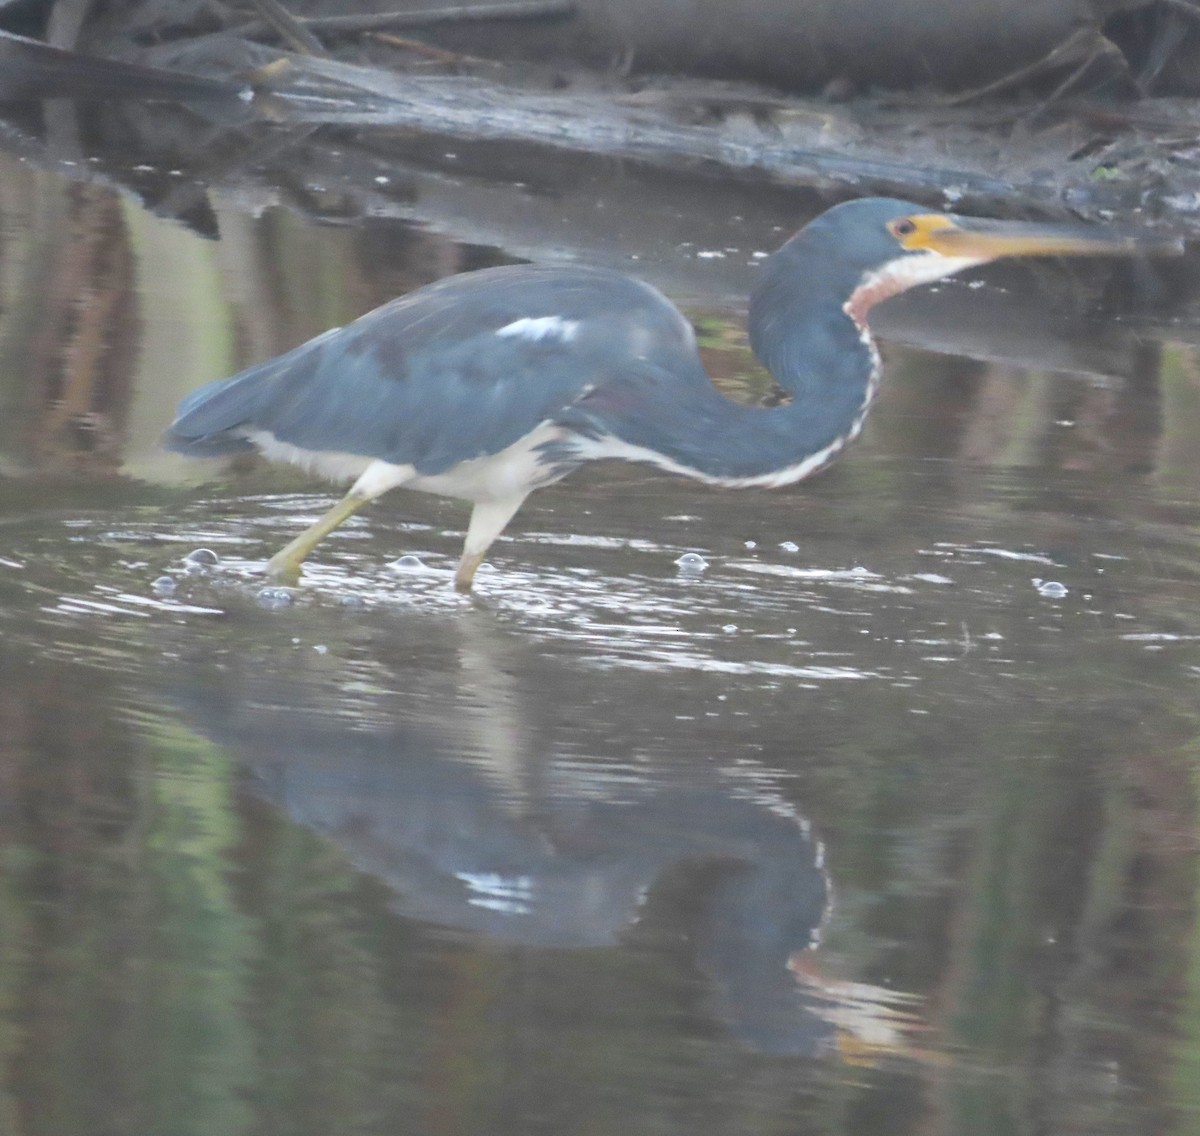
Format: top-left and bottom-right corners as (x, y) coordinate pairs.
(892, 212), (1184, 260)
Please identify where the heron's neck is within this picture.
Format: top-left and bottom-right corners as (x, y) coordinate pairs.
(555, 244), (887, 487)
(596, 276), (879, 489)
(563, 305), (878, 491)
(741, 265), (882, 482)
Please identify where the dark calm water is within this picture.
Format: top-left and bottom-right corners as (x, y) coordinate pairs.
(2, 130), (1200, 1136)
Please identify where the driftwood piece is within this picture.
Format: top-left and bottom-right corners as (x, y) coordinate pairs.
(236, 53), (1032, 204)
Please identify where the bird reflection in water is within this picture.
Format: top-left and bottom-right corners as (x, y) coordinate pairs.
(168, 608), (926, 1060)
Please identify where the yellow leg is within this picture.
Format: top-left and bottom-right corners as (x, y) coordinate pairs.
(454, 496), (527, 593)
(264, 492), (369, 584)
(454, 550), (486, 594)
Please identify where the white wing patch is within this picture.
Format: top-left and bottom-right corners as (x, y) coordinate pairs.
(495, 316), (581, 342)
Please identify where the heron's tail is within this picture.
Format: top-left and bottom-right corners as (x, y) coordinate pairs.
(163, 372), (261, 455)
(163, 329), (339, 456)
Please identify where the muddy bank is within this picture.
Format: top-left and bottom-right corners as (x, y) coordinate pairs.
(149, 42), (1200, 230)
(2, 2), (1199, 233)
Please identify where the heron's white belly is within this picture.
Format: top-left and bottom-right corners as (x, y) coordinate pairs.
(244, 422), (569, 503)
(399, 421), (569, 502)
(244, 431), (374, 482)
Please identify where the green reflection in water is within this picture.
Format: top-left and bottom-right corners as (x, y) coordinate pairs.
(0, 694), (256, 1136)
(1170, 739), (1200, 1135)
(0, 843), (33, 1135)
(136, 714), (256, 1136)
(248, 799), (419, 1135)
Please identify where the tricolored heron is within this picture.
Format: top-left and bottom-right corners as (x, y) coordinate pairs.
(165, 197), (1177, 591)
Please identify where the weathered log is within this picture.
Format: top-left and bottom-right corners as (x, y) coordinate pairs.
(414, 0), (1101, 93)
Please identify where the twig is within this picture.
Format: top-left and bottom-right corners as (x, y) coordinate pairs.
(895, 28), (1111, 108)
(235, 1), (575, 41)
(243, 0), (327, 54)
(369, 32), (480, 64)
(305, 1), (574, 29)
(1024, 34), (1127, 125)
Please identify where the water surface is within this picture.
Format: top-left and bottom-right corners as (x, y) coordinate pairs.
(0, 129), (1199, 1136)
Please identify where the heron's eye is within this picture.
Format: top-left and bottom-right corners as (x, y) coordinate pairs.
(890, 218), (918, 239)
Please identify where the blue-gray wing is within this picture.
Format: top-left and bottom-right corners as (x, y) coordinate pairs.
(164, 264), (702, 475)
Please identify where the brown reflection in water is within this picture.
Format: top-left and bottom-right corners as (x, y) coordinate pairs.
(0, 651), (145, 1132)
(12, 184), (137, 475)
(1089, 339), (1165, 475)
(878, 342), (1172, 478)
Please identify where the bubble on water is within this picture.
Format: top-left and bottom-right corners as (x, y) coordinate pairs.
(722, 623), (738, 634)
(675, 552), (708, 575)
(744, 540), (757, 550)
(338, 593), (366, 608)
(476, 562), (497, 573)
(151, 576), (177, 596)
(779, 541), (799, 553)
(184, 548), (220, 566)
(1034, 579), (1068, 598)
(389, 554), (427, 572)
(256, 586), (295, 609)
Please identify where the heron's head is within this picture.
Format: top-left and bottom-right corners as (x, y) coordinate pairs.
(768, 196), (1183, 329)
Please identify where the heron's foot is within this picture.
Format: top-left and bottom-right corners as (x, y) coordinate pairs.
(264, 552), (304, 586)
(455, 497), (525, 593)
(261, 493), (370, 586)
(453, 552), (484, 593)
